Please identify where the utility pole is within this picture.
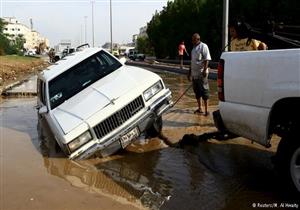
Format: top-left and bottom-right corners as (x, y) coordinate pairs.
(80, 24), (83, 44)
(91, 0), (95, 47)
(84, 16), (87, 44)
(110, 0), (113, 52)
(222, 0), (229, 51)
(30, 18), (33, 31)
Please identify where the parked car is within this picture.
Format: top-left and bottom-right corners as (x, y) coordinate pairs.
(62, 47), (75, 57)
(37, 47), (173, 160)
(112, 50), (120, 58)
(25, 49), (36, 56)
(128, 49), (146, 61)
(54, 47), (75, 62)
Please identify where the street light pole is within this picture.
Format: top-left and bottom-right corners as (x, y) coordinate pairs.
(91, 0), (95, 47)
(222, 0), (229, 51)
(84, 16), (87, 44)
(80, 24), (83, 44)
(110, 0), (113, 52)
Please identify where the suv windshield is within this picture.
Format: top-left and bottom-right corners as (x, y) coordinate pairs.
(49, 50), (122, 109)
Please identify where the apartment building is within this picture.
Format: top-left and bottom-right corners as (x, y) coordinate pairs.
(2, 17), (49, 50)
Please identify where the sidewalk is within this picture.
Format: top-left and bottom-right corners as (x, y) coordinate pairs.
(1, 75), (37, 97)
(125, 59), (217, 80)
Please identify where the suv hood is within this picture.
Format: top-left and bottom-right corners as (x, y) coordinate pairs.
(52, 67), (147, 134)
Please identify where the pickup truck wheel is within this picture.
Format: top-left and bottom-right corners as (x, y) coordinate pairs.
(146, 116), (162, 138)
(291, 146), (300, 192)
(275, 136), (300, 193)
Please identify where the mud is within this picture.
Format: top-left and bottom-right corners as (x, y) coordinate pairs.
(1, 71), (299, 210)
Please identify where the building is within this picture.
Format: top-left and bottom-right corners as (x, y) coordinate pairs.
(54, 40), (72, 52)
(2, 17), (49, 50)
(132, 34), (138, 48)
(132, 26), (148, 48)
(138, 26), (147, 38)
(101, 42), (120, 52)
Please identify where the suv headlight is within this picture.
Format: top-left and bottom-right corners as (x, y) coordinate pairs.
(68, 131), (92, 152)
(143, 81), (163, 101)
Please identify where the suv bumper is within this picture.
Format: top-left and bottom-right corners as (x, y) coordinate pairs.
(70, 91), (173, 160)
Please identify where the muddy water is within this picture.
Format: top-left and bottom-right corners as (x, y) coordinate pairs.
(1, 71), (299, 210)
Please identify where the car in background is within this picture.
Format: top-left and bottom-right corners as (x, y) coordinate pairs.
(62, 47), (75, 57)
(54, 47), (75, 62)
(128, 49), (146, 61)
(25, 49), (36, 56)
(37, 47), (173, 160)
(112, 49), (120, 58)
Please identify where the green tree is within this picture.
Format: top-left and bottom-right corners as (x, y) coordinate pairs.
(0, 18), (10, 55)
(147, 0), (223, 59)
(0, 18), (27, 55)
(136, 36), (154, 55)
(147, 0), (300, 60)
(10, 34), (25, 54)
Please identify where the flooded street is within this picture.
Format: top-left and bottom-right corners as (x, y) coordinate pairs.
(1, 70), (299, 210)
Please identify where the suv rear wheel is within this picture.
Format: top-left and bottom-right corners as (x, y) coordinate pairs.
(290, 146), (300, 192)
(274, 135), (300, 193)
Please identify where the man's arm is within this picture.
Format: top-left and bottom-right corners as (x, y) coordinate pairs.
(187, 66), (191, 81)
(185, 48), (189, 56)
(202, 60), (209, 77)
(202, 44), (211, 77)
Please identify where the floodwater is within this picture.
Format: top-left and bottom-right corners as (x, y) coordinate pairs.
(1, 70), (299, 210)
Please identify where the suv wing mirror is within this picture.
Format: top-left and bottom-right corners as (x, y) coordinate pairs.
(38, 105), (48, 115)
(119, 57), (126, 65)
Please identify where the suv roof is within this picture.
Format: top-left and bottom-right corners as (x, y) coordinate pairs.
(40, 47), (108, 81)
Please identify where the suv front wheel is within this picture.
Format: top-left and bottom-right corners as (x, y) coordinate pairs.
(146, 116), (162, 138)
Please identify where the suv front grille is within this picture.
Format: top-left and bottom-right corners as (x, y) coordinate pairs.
(93, 96), (145, 139)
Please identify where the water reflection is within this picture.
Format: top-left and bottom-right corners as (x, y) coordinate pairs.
(42, 156), (170, 209)
(38, 115), (171, 209)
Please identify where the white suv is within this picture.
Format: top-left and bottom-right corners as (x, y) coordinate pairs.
(37, 47), (172, 160)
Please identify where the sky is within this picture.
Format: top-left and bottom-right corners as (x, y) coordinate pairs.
(1, 0), (170, 47)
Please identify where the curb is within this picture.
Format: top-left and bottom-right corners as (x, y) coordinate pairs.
(0, 80), (23, 96)
(1, 73), (37, 97)
(125, 61), (217, 80)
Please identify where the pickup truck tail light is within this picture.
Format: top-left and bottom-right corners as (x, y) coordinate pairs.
(217, 59), (225, 101)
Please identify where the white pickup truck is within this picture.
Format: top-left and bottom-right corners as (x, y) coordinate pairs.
(213, 48), (300, 192)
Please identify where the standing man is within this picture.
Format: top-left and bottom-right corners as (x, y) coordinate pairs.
(48, 48), (55, 63)
(178, 41), (189, 69)
(188, 33), (211, 116)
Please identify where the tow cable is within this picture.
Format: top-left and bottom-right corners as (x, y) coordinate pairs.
(172, 84), (192, 107)
(162, 84), (192, 117)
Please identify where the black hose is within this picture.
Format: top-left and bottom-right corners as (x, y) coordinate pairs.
(172, 84), (192, 107)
